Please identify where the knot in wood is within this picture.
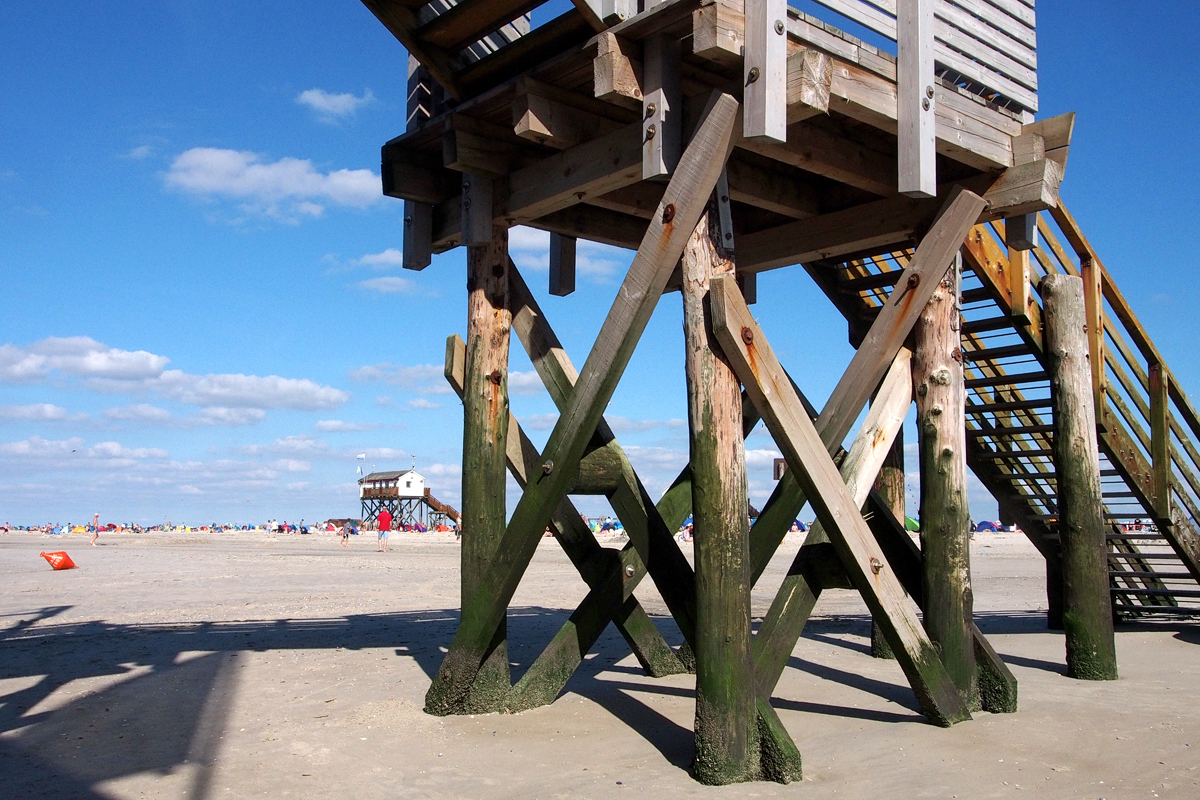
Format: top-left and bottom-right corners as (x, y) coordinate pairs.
(491, 264), (505, 278)
(489, 370), (503, 386)
(661, 203), (675, 224)
(931, 368), (952, 386)
(741, 326), (754, 345)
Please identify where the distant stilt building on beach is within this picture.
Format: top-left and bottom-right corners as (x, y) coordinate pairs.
(358, 469), (459, 528)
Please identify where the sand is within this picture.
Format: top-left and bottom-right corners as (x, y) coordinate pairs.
(1, 527), (1197, 799)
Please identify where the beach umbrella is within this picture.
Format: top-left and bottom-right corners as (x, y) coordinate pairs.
(904, 516), (920, 532)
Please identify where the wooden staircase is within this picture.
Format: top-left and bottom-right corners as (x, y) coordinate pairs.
(808, 201), (1200, 619)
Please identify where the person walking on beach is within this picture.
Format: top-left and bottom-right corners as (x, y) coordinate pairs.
(377, 508), (392, 552)
(340, 522), (353, 547)
(90, 513), (100, 546)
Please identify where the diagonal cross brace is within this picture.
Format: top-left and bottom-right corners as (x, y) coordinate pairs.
(425, 91), (742, 715)
(711, 271), (973, 726)
(444, 334), (685, 687)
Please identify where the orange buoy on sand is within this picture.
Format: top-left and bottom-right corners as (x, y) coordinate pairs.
(40, 551), (77, 570)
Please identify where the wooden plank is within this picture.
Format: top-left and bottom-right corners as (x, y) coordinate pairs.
(1025, 112), (1074, 168)
(527, 205), (646, 250)
(811, 0), (896, 38)
(1006, 213), (1038, 251)
(898, 0), (936, 197)
(549, 232), (577, 296)
(1150, 362), (1171, 515)
(725, 156), (819, 219)
(983, 158), (1062, 217)
(642, 33), (682, 178)
(1043, 273), (1119, 680)
(935, 0), (1037, 67)
(425, 92), (741, 715)
(744, 0), (789, 142)
(455, 11), (594, 98)
(914, 249), (979, 708)
(460, 173), (494, 246)
(871, 420), (903, 660)
(415, 0), (540, 51)
(933, 43), (1039, 112)
(934, 16), (1038, 91)
(1080, 257), (1107, 428)
(1008, 246), (1031, 324)
(711, 274), (972, 726)
(403, 200), (433, 271)
(458, 226), (512, 712)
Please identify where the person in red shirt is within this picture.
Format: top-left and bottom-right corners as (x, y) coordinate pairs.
(376, 508), (392, 552)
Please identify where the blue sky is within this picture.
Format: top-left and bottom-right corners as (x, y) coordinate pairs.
(2, 1), (1198, 526)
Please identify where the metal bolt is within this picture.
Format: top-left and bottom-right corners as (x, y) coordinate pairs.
(644, 102), (656, 119)
(463, 198), (471, 210)
(927, 85), (935, 99)
(870, 557), (883, 575)
(662, 203), (676, 224)
(741, 326), (754, 345)
(645, 123), (656, 142)
(922, 98), (931, 111)
(725, 232), (732, 241)
(774, 19), (784, 35)
(489, 370), (502, 386)
(542, 460), (554, 475)
(404, 215), (412, 227)
(624, 564), (635, 577)
(746, 66), (760, 85)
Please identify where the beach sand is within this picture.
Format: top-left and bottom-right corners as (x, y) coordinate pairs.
(1, 528), (1197, 799)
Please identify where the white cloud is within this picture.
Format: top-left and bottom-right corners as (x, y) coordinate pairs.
(237, 435), (330, 457)
(745, 448), (783, 468)
(508, 370), (546, 396)
(1, 337), (344, 412)
(0, 404), (86, 422)
(355, 248), (404, 268)
(103, 404), (174, 423)
(606, 416), (685, 434)
(520, 413), (557, 431)
(272, 459), (312, 473)
(316, 419), (382, 432)
(408, 398), (441, 410)
(358, 276), (413, 293)
(0, 436), (168, 465)
(148, 371), (347, 410)
(296, 88), (374, 118)
(127, 145), (154, 160)
(350, 363), (448, 395)
(164, 147), (380, 221)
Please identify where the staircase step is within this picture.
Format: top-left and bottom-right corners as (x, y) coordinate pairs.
(965, 398), (1054, 413)
(962, 316), (1016, 334)
(965, 371), (1049, 389)
(964, 344), (1034, 362)
(974, 448), (1055, 460)
(968, 424), (1055, 437)
(1111, 587), (1200, 598)
(1110, 571), (1194, 580)
(837, 271), (901, 293)
(1112, 604), (1200, 616)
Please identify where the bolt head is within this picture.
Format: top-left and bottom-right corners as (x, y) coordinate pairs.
(774, 19), (785, 35)
(741, 326), (754, 345)
(624, 564), (635, 577)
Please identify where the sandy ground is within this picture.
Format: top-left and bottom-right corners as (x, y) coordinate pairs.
(1, 527), (1198, 799)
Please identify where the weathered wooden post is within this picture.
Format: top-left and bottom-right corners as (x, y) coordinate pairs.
(1041, 273), (1118, 680)
(460, 226), (513, 711)
(871, 428), (904, 660)
(913, 251), (979, 709)
(682, 206), (758, 784)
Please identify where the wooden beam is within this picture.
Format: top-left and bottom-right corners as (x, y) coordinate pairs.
(403, 200), (433, 271)
(710, 276), (972, 727)
(914, 249), (979, 709)
(898, 0), (936, 196)
(455, 10), (593, 98)
(528, 205), (645, 250)
(424, 91), (741, 716)
(594, 31), (643, 110)
(1008, 246), (1032, 324)
(1080, 257), (1107, 429)
(983, 158), (1063, 217)
(458, 225), (512, 711)
(752, 348), (912, 701)
(786, 47), (833, 125)
(744, 0), (788, 142)
(642, 33), (682, 179)
(513, 79), (626, 150)
(1043, 273), (1118, 680)
(1150, 361), (1171, 515)
(549, 232), (576, 296)
(444, 333), (685, 698)
(415, 0), (540, 51)
(1023, 111), (1075, 168)
(460, 173), (494, 246)
(740, 119), (897, 196)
